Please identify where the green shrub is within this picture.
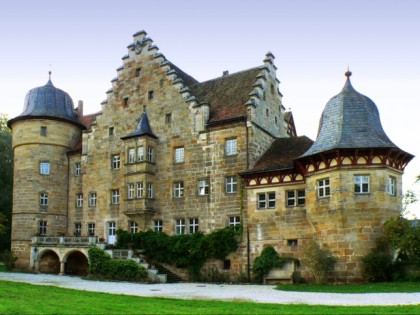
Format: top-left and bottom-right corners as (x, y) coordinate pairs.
(0, 250), (16, 270)
(302, 240), (337, 284)
(361, 251), (393, 282)
(252, 246), (292, 283)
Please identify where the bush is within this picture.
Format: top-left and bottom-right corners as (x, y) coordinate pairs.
(302, 240), (337, 284)
(0, 250), (16, 270)
(252, 246), (292, 283)
(361, 251), (393, 282)
(88, 246), (147, 281)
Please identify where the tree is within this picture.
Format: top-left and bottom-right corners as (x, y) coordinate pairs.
(0, 114), (13, 251)
(302, 240), (337, 284)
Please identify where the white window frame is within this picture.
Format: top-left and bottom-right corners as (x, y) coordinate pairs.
(108, 221), (116, 235)
(286, 191), (296, 207)
(112, 155), (120, 169)
(173, 182), (184, 198)
(174, 147), (185, 163)
(39, 220), (47, 236)
(225, 176), (238, 193)
(147, 183), (153, 199)
(225, 138), (237, 156)
(147, 147), (154, 162)
(111, 189), (120, 204)
(388, 176), (396, 196)
(154, 220), (163, 232)
(128, 183), (135, 199)
(128, 148), (135, 163)
(40, 192), (48, 206)
(89, 192), (97, 207)
(75, 163), (81, 176)
(88, 223), (95, 236)
(130, 221), (138, 233)
(286, 190), (306, 207)
(354, 175), (370, 194)
(229, 216), (241, 227)
(257, 192), (275, 209)
(76, 193), (83, 208)
(318, 178), (331, 198)
(136, 182), (144, 198)
(198, 179), (209, 196)
(137, 147), (144, 162)
(189, 218), (199, 234)
(74, 223), (82, 236)
(175, 219), (186, 235)
(40, 162), (50, 175)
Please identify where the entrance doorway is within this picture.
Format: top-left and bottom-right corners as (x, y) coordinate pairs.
(108, 221), (116, 244)
(38, 250), (60, 274)
(65, 251), (89, 276)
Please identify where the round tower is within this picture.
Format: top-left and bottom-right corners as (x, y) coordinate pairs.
(7, 74), (85, 270)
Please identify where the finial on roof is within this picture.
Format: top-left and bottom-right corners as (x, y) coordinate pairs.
(345, 68), (352, 78)
(49, 71), (51, 80)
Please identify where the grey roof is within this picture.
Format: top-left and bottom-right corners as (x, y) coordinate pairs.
(301, 73), (398, 157)
(121, 112), (157, 140)
(8, 79), (85, 129)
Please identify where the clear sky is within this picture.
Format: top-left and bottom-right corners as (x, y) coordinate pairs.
(1, 0), (419, 217)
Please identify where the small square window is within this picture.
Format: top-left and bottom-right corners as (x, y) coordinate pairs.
(318, 178), (330, 198)
(109, 127), (114, 136)
(173, 182), (184, 198)
(229, 216), (241, 229)
(89, 193), (97, 207)
(148, 90), (154, 100)
(40, 162), (50, 175)
(225, 176), (238, 193)
(40, 126), (47, 136)
(154, 220), (163, 232)
(258, 192), (275, 209)
(130, 221), (138, 233)
(354, 175), (369, 194)
(175, 219), (185, 235)
(198, 179), (209, 196)
(111, 190), (120, 204)
(189, 218), (199, 234)
(174, 147), (184, 163)
(225, 138), (237, 156)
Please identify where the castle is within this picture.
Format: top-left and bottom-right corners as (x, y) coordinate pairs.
(7, 30), (413, 282)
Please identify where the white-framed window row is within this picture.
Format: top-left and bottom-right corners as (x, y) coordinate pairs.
(175, 219), (186, 235)
(89, 192), (97, 207)
(111, 189), (120, 205)
(76, 193), (83, 208)
(354, 175), (370, 194)
(127, 183), (135, 200)
(318, 178), (330, 198)
(286, 189), (306, 207)
(38, 220), (47, 236)
(130, 221), (139, 233)
(257, 192), (276, 209)
(173, 181), (184, 198)
(112, 154), (120, 169)
(198, 179), (209, 196)
(39, 192), (48, 207)
(387, 176), (396, 196)
(225, 176), (238, 194)
(225, 138), (237, 156)
(154, 220), (163, 232)
(39, 161), (50, 175)
(74, 223), (82, 236)
(88, 223), (96, 236)
(174, 146), (185, 163)
(189, 218), (199, 234)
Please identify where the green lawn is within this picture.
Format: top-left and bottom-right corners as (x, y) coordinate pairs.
(0, 281), (419, 315)
(277, 282), (420, 293)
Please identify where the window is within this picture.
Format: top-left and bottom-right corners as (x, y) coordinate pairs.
(173, 182), (184, 198)
(225, 138), (237, 156)
(74, 223), (81, 236)
(229, 216), (241, 228)
(128, 148), (135, 163)
(137, 182), (144, 198)
(318, 178), (330, 198)
(223, 259), (231, 270)
(112, 155), (120, 169)
(109, 127), (114, 136)
(136, 68), (141, 77)
(40, 193), (48, 206)
(147, 183), (153, 199)
(154, 220), (163, 232)
(39, 220), (47, 236)
(130, 221), (138, 233)
(165, 113), (171, 125)
(75, 163), (81, 176)
(128, 183), (135, 199)
(89, 193), (97, 207)
(111, 190), (120, 204)
(40, 126), (47, 136)
(174, 147), (184, 163)
(88, 223), (95, 236)
(148, 90), (154, 100)
(354, 175), (369, 194)
(137, 147), (144, 162)
(175, 219), (186, 235)
(388, 176), (396, 196)
(76, 194), (83, 208)
(39, 162), (50, 175)
(189, 218), (199, 234)
(225, 176), (238, 194)
(287, 239), (298, 246)
(147, 147), (154, 162)
(266, 108), (269, 117)
(198, 179), (209, 196)
(123, 97), (129, 107)
(108, 221), (116, 236)
(275, 116), (278, 124)
(257, 192), (276, 209)
(286, 190), (306, 207)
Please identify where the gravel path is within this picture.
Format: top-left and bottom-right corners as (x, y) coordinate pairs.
(1, 272), (419, 306)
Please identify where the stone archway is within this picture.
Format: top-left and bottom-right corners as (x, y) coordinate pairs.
(38, 250), (60, 274)
(64, 251), (89, 276)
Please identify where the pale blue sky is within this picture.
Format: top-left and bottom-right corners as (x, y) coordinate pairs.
(1, 0), (419, 216)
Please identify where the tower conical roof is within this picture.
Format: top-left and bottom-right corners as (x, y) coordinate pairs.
(121, 111), (157, 140)
(301, 71), (398, 157)
(8, 77), (85, 129)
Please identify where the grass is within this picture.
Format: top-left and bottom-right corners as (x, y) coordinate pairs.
(276, 282), (420, 293)
(0, 280), (419, 315)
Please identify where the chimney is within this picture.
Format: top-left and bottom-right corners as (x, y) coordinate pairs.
(77, 100), (84, 117)
(223, 70), (229, 76)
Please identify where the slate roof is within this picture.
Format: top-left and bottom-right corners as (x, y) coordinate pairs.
(8, 79), (85, 129)
(121, 111), (157, 140)
(301, 73), (398, 157)
(189, 67), (262, 124)
(243, 136), (314, 174)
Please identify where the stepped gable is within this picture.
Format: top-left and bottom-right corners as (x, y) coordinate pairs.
(121, 111), (157, 140)
(167, 62), (199, 87)
(243, 136), (314, 173)
(189, 67), (263, 124)
(8, 76), (85, 129)
(302, 71), (401, 158)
